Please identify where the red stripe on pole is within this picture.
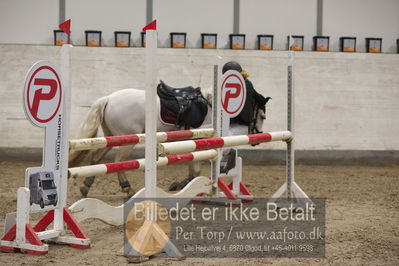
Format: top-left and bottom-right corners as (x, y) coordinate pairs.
(63, 208), (90, 248)
(166, 130), (194, 142)
(218, 178), (237, 200)
(0, 224), (16, 242)
(166, 153), (195, 164)
(106, 160), (140, 173)
(247, 133), (272, 145)
(25, 225), (47, 254)
(105, 135), (140, 147)
(33, 209), (54, 232)
(239, 182), (252, 196)
(194, 138), (224, 150)
(0, 224), (17, 252)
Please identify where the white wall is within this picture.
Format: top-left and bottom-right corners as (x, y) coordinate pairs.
(154, 0), (234, 48)
(0, 44), (398, 151)
(66, 0), (146, 46)
(240, 0), (317, 50)
(0, 0), (58, 44)
(324, 0), (399, 52)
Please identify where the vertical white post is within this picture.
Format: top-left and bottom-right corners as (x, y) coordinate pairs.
(16, 187), (30, 243)
(269, 48), (312, 206)
(287, 50), (294, 201)
(145, 30), (157, 199)
(232, 157), (242, 195)
(213, 65), (220, 139)
(220, 94), (230, 138)
(211, 65), (220, 195)
(54, 44), (72, 231)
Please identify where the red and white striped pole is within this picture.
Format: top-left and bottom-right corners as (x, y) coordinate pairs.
(69, 128), (215, 151)
(68, 149), (217, 179)
(159, 131), (292, 155)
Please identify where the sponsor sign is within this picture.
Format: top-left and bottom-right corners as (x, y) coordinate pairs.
(23, 61), (65, 212)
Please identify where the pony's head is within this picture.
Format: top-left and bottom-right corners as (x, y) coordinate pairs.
(248, 95), (272, 136)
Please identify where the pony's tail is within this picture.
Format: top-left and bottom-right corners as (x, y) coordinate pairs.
(68, 96), (109, 167)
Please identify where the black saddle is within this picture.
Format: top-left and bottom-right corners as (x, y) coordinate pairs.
(157, 80), (201, 99)
(157, 80), (209, 128)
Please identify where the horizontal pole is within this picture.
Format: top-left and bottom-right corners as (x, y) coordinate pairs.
(68, 149), (217, 179)
(159, 131), (292, 155)
(69, 128), (215, 151)
(36, 229), (61, 240)
(0, 240), (49, 252)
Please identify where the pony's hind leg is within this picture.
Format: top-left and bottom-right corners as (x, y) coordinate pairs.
(80, 147), (112, 197)
(115, 146), (135, 196)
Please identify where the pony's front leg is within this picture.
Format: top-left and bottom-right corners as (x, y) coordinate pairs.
(168, 161), (201, 191)
(189, 161), (202, 179)
(116, 146), (135, 196)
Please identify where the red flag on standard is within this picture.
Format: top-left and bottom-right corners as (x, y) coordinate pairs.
(59, 19), (71, 35)
(142, 20), (157, 32)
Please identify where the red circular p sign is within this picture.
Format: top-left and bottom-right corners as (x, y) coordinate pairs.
(220, 70), (246, 118)
(23, 61), (62, 127)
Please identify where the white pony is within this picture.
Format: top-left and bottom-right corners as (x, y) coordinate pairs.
(69, 85), (270, 197)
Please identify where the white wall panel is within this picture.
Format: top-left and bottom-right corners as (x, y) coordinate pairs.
(0, 0), (58, 44)
(240, 0), (317, 50)
(0, 44), (398, 151)
(66, 0), (146, 46)
(324, 0), (399, 53)
(154, 0), (234, 48)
